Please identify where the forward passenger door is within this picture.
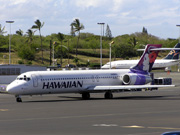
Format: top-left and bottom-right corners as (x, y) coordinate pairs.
(31, 74), (38, 87)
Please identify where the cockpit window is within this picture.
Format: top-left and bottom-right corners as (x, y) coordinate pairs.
(16, 76), (31, 81)
(17, 78), (24, 80)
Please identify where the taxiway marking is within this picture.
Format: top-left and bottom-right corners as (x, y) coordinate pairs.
(0, 109), (8, 112)
(93, 124), (180, 130)
(121, 125), (145, 128)
(0, 110), (179, 122)
(121, 125), (180, 130)
(93, 124), (118, 127)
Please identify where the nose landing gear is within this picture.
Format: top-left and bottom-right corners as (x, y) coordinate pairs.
(15, 95), (22, 102)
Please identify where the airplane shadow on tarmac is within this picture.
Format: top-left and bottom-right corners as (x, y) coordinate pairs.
(58, 94), (180, 101)
(113, 95), (180, 100)
(23, 94), (180, 103)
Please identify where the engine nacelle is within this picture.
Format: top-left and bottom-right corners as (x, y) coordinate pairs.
(122, 73), (152, 85)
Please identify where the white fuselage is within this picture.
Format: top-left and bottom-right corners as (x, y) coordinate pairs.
(7, 69), (131, 96)
(101, 59), (179, 69)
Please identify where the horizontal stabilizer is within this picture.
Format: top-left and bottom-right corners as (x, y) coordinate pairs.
(138, 48), (180, 51)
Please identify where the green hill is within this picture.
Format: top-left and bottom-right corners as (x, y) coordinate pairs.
(0, 32), (178, 68)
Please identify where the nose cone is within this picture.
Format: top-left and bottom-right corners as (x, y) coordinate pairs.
(6, 83), (22, 95)
(101, 64), (110, 69)
(6, 84), (15, 94)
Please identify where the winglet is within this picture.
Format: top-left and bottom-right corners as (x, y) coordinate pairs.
(131, 44), (162, 74)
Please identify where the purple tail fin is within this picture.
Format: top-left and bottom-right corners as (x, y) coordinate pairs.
(130, 44), (162, 73)
(164, 43), (180, 60)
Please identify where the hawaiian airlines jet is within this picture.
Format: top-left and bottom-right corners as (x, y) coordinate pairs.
(101, 43), (180, 70)
(6, 44), (174, 102)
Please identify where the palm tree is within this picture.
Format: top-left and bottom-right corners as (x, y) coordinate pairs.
(70, 19), (84, 62)
(16, 29), (23, 36)
(70, 25), (75, 37)
(26, 29), (35, 49)
(57, 32), (64, 66)
(32, 19), (44, 64)
(0, 24), (7, 35)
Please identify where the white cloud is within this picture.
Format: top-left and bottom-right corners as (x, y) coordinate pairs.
(10, 0), (28, 5)
(121, 11), (131, 17)
(0, 0), (180, 38)
(105, 13), (118, 18)
(112, 0), (124, 12)
(74, 0), (108, 9)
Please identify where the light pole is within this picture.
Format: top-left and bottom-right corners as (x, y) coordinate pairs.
(97, 23), (105, 69)
(53, 41), (56, 66)
(109, 41), (114, 69)
(176, 25), (180, 43)
(6, 21), (14, 64)
(67, 39), (70, 65)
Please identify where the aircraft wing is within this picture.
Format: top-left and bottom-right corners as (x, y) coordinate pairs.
(86, 85), (175, 91)
(138, 48), (180, 51)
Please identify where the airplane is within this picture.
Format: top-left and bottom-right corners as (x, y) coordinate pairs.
(6, 44), (175, 102)
(101, 43), (180, 70)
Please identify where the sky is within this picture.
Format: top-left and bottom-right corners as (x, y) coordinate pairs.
(1, 0), (180, 39)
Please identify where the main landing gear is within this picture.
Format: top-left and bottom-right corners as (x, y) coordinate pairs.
(104, 91), (113, 99)
(81, 92), (114, 100)
(82, 92), (90, 100)
(16, 95), (22, 102)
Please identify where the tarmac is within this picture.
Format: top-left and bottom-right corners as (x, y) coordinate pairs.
(0, 72), (180, 135)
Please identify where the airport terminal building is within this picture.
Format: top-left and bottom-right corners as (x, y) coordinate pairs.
(0, 64), (46, 84)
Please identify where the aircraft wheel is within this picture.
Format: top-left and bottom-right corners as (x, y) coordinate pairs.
(16, 96), (22, 102)
(82, 93), (90, 100)
(105, 92), (113, 99)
